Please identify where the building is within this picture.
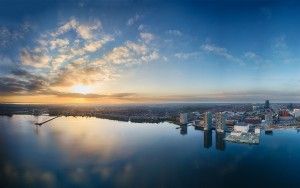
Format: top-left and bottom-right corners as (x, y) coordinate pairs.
(278, 110), (293, 121)
(265, 100), (270, 109)
(265, 112), (273, 126)
(279, 110), (290, 117)
(225, 124), (260, 144)
(252, 105), (260, 111)
(293, 109), (300, 118)
(179, 113), (188, 125)
(244, 117), (262, 124)
(204, 112), (212, 130)
(234, 124), (249, 133)
(255, 128), (260, 134)
(287, 103), (294, 111)
(215, 112), (225, 132)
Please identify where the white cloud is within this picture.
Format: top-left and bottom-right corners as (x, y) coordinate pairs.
(202, 44), (228, 56)
(0, 23), (32, 47)
(166, 29), (182, 36)
(103, 41), (159, 65)
(274, 35), (287, 49)
(52, 18), (102, 39)
(53, 19), (77, 36)
(243, 51), (269, 66)
(272, 35), (296, 64)
(20, 49), (51, 68)
(244, 51), (258, 59)
(3, 17), (161, 94)
(201, 43), (244, 65)
(49, 38), (69, 50)
(51, 54), (71, 68)
(140, 32), (154, 43)
(0, 56), (16, 72)
(21, 18), (114, 70)
(127, 14), (140, 26)
(83, 35), (114, 52)
(138, 24), (145, 31)
(175, 52), (200, 59)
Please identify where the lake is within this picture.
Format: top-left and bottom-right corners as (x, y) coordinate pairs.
(1, 115), (300, 188)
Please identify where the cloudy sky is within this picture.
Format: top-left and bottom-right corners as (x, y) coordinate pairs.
(1, 0), (300, 104)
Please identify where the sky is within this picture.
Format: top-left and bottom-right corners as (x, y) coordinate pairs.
(1, 0), (300, 104)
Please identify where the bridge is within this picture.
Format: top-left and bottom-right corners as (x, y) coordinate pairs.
(34, 116), (60, 126)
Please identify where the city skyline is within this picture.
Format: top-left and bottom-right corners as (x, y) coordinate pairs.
(1, 0), (300, 104)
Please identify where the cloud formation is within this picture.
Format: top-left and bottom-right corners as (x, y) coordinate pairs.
(127, 14), (140, 26)
(0, 17), (160, 100)
(51, 18), (102, 39)
(0, 22), (31, 48)
(140, 32), (154, 43)
(174, 52), (201, 59)
(166, 30), (182, 36)
(201, 43), (244, 65)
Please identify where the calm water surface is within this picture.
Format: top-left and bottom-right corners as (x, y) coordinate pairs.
(1, 115), (300, 188)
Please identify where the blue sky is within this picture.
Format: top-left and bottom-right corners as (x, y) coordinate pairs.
(0, 0), (300, 103)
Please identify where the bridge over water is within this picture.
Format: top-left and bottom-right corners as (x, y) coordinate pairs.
(34, 116), (60, 126)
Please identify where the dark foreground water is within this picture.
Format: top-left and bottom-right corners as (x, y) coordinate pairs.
(1, 115), (300, 188)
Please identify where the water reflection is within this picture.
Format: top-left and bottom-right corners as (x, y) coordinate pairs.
(34, 125), (39, 135)
(216, 132), (226, 151)
(265, 130), (273, 135)
(203, 130), (212, 149)
(180, 125), (187, 135)
(2, 115), (300, 187)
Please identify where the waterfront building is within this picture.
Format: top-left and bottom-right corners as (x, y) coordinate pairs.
(234, 125), (249, 133)
(255, 128), (260, 134)
(225, 124), (260, 144)
(265, 112), (273, 126)
(204, 112), (212, 130)
(215, 112), (225, 132)
(278, 110), (294, 121)
(278, 115), (294, 121)
(279, 110), (290, 117)
(293, 109), (300, 118)
(179, 113), (188, 125)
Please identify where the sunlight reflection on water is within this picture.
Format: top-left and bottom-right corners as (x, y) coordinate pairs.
(1, 115), (300, 187)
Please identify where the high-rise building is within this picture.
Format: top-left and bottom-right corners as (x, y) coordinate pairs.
(265, 112), (273, 126)
(287, 103), (294, 111)
(265, 100), (270, 109)
(179, 113), (188, 125)
(204, 112), (212, 130)
(215, 112), (225, 132)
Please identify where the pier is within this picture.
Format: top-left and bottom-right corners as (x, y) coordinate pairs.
(34, 116), (59, 126)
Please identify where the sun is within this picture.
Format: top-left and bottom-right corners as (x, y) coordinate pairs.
(71, 85), (94, 95)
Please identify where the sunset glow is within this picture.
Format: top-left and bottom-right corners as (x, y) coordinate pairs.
(0, 1), (300, 104)
(71, 85), (94, 95)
